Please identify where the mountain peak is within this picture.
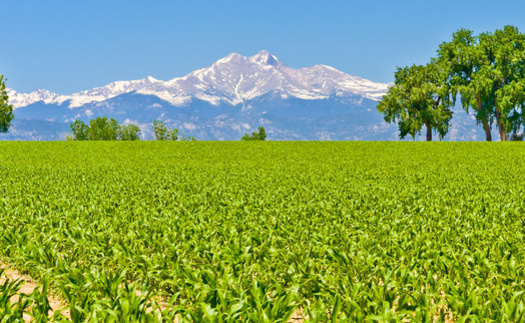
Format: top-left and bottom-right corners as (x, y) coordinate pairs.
(33, 88), (58, 98)
(8, 51), (390, 109)
(145, 76), (158, 82)
(249, 50), (281, 67)
(215, 52), (245, 65)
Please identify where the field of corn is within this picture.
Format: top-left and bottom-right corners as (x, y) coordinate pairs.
(1, 142), (525, 322)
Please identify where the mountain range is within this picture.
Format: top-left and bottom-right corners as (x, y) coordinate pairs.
(3, 50), (493, 141)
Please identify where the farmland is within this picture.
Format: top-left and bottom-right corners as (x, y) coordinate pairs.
(1, 142), (525, 322)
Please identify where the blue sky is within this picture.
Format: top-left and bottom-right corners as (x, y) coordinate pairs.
(1, 0), (524, 94)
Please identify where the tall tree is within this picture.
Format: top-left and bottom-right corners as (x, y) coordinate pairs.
(438, 26), (525, 141)
(0, 75), (14, 133)
(437, 29), (493, 140)
(377, 62), (453, 141)
(486, 26), (525, 140)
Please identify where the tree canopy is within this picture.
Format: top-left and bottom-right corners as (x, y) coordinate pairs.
(0, 75), (14, 134)
(377, 62), (453, 141)
(379, 25), (525, 141)
(70, 120), (89, 141)
(71, 118), (196, 141)
(119, 123), (141, 141)
(70, 117), (141, 141)
(152, 120), (195, 141)
(153, 120), (178, 141)
(152, 120), (169, 141)
(88, 116), (120, 140)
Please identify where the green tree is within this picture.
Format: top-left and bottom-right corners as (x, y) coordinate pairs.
(119, 123), (141, 141)
(88, 116), (120, 140)
(437, 29), (493, 140)
(377, 62), (454, 141)
(0, 75), (14, 133)
(152, 120), (169, 140)
(257, 126), (267, 140)
(70, 120), (89, 141)
(168, 128), (179, 141)
(152, 120), (189, 141)
(437, 26), (525, 141)
(241, 126), (267, 141)
(487, 26), (525, 141)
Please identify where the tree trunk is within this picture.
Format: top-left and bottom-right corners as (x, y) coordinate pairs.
(499, 126), (507, 141)
(483, 120), (492, 142)
(495, 107), (507, 141)
(425, 121), (432, 142)
(477, 95), (492, 141)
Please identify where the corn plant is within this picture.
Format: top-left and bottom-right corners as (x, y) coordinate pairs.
(1, 142), (525, 321)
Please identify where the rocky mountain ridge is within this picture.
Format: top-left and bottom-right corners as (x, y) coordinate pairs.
(7, 50), (389, 109)
(3, 51), (488, 141)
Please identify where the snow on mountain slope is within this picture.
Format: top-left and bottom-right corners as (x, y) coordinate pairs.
(7, 50), (389, 109)
(7, 76), (167, 108)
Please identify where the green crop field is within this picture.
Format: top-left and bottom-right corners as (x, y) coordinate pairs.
(1, 142), (525, 322)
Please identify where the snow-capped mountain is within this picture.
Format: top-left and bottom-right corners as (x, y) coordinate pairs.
(4, 50), (489, 141)
(8, 50), (389, 109)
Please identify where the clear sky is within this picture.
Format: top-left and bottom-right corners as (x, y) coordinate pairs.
(1, 0), (525, 94)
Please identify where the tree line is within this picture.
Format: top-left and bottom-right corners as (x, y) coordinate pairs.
(69, 118), (268, 141)
(241, 126), (267, 141)
(378, 25), (525, 141)
(69, 117), (196, 141)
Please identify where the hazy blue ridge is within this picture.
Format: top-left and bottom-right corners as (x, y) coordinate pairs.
(3, 92), (496, 141)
